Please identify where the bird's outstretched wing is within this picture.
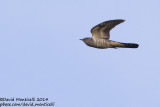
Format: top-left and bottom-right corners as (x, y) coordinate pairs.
(91, 19), (125, 40)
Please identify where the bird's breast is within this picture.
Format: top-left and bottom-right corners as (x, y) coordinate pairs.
(94, 39), (110, 48)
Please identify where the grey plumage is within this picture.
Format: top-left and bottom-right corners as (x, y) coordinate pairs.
(80, 19), (139, 49)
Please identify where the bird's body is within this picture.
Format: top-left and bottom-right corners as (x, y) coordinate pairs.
(80, 19), (139, 49)
(82, 38), (138, 49)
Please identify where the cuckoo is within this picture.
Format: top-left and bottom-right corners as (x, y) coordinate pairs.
(80, 19), (139, 49)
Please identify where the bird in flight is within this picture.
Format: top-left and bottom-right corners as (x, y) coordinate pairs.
(80, 19), (139, 49)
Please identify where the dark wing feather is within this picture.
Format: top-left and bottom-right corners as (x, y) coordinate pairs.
(91, 19), (125, 39)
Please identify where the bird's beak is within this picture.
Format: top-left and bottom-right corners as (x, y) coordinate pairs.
(80, 39), (83, 40)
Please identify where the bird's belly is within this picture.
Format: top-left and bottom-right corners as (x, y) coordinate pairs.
(94, 39), (110, 49)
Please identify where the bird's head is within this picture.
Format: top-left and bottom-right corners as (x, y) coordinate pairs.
(80, 38), (87, 41)
(80, 38), (94, 46)
(80, 38), (91, 42)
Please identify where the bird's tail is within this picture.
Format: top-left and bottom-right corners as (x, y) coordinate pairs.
(119, 43), (139, 48)
(110, 41), (139, 48)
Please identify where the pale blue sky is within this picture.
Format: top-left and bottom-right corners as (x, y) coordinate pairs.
(0, 0), (160, 107)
